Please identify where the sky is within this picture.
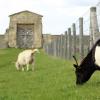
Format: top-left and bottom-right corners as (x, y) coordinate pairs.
(0, 0), (99, 35)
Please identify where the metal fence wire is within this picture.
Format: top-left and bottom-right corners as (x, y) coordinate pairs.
(43, 3), (100, 61)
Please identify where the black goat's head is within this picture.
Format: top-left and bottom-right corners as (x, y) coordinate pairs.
(73, 56), (95, 85)
(73, 56), (84, 84)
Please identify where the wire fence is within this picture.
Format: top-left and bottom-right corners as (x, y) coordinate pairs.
(43, 2), (100, 61)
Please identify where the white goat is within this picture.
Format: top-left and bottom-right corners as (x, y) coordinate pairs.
(15, 49), (39, 71)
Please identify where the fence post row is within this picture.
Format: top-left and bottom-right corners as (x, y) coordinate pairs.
(43, 6), (100, 61)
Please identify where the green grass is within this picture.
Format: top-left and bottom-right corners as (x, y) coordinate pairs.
(0, 48), (100, 100)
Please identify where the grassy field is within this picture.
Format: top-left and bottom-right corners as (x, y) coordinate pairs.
(0, 48), (100, 100)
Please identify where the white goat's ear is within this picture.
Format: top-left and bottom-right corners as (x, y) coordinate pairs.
(32, 49), (40, 54)
(35, 49), (40, 53)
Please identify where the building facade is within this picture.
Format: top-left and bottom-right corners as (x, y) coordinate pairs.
(5, 10), (43, 48)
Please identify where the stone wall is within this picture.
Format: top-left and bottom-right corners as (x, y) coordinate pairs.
(0, 35), (8, 48)
(43, 34), (61, 45)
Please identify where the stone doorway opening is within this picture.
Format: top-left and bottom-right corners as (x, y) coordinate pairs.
(17, 24), (34, 48)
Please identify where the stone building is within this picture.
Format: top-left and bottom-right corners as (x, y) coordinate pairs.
(5, 10), (43, 48)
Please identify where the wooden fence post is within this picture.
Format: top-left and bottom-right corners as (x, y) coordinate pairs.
(57, 36), (61, 57)
(64, 31), (67, 59)
(54, 39), (57, 57)
(59, 35), (62, 58)
(56, 37), (59, 57)
(90, 7), (99, 47)
(60, 34), (64, 58)
(79, 17), (84, 61)
(51, 41), (54, 56)
(72, 23), (76, 56)
(67, 28), (72, 60)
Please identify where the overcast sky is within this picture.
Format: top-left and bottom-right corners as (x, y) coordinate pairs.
(0, 0), (99, 35)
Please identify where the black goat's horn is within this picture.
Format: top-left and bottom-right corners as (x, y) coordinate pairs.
(73, 56), (78, 66)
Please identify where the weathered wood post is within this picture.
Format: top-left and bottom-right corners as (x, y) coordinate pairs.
(60, 34), (64, 58)
(57, 36), (61, 57)
(62, 34), (65, 58)
(72, 23), (76, 56)
(56, 38), (59, 57)
(51, 41), (54, 56)
(59, 35), (62, 58)
(90, 7), (99, 48)
(54, 39), (57, 57)
(64, 31), (67, 59)
(58, 35), (61, 58)
(79, 17), (84, 61)
(48, 43), (50, 55)
(67, 28), (72, 60)
(46, 44), (49, 55)
(44, 44), (48, 54)
(47, 44), (49, 55)
(49, 43), (52, 55)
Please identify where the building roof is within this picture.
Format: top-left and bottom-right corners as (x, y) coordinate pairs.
(9, 10), (43, 17)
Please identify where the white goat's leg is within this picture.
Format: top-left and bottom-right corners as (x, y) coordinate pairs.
(32, 62), (35, 71)
(15, 62), (20, 71)
(27, 64), (29, 71)
(22, 66), (25, 71)
(16, 67), (20, 71)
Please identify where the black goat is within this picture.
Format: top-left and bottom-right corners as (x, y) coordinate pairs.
(73, 39), (100, 85)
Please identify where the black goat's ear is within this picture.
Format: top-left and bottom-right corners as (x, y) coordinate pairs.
(73, 64), (78, 69)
